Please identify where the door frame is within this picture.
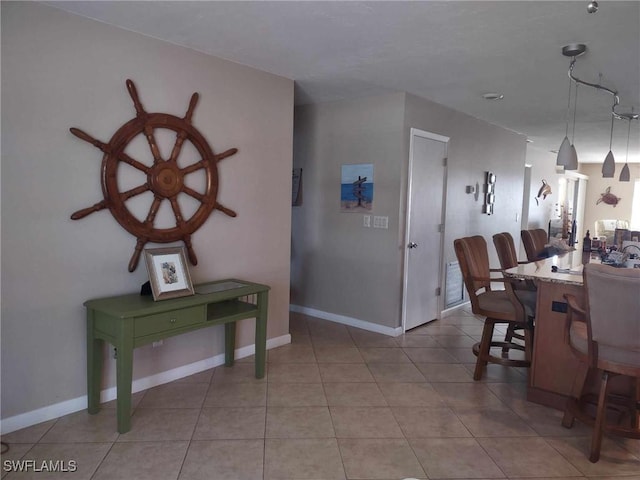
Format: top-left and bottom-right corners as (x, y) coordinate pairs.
(401, 128), (449, 332)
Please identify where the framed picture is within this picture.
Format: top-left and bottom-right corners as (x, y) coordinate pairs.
(340, 163), (374, 212)
(143, 247), (194, 301)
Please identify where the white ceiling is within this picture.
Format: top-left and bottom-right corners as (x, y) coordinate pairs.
(48, 0), (640, 164)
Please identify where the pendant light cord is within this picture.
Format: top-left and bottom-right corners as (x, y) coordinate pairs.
(608, 110), (615, 150)
(571, 83), (579, 143)
(625, 116), (631, 163)
(565, 73), (573, 138)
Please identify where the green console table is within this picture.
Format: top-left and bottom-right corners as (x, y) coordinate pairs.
(84, 279), (269, 433)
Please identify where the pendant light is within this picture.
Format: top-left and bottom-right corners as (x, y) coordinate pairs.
(619, 113), (632, 182)
(559, 44), (637, 178)
(602, 109), (616, 177)
(556, 71), (573, 170)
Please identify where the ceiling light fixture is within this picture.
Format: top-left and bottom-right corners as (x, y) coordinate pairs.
(559, 44), (639, 177)
(587, 0), (598, 14)
(619, 112), (634, 182)
(567, 83), (579, 170)
(602, 104), (616, 177)
(556, 49), (577, 171)
(482, 93), (504, 101)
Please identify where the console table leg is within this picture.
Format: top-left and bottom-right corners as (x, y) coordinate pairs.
(116, 327), (134, 434)
(224, 322), (236, 367)
(255, 291), (268, 379)
(86, 310), (102, 414)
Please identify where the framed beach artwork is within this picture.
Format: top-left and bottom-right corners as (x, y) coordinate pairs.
(340, 163), (374, 212)
(143, 247), (194, 301)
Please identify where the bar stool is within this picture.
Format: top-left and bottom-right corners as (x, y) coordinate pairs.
(521, 229), (548, 261)
(562, 263), (640, 462)
(492, 232), (537, 348)
(454, 235), (534, 380)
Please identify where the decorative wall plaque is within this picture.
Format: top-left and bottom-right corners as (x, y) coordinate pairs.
(483, 171), (496, 215)
(70, 79), (237, 271)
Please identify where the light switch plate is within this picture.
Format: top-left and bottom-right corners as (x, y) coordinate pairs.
(373, 216), (388, 229)
(363, 215), (371, 227)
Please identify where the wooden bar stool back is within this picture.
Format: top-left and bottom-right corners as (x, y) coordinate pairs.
(521, 228), (548, 261)
(562, 263), (640, 462)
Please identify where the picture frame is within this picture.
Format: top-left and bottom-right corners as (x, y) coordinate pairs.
(143, 247), (194, 301)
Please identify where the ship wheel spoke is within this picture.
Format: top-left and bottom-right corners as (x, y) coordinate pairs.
(181, 160), (207, 175)
(70, 128), (109, 153)
(215, 203), (237, 218)
(144, 196), (163, 227)
(121, 184), (150, 202)
(71, 200), (108, 220)
(128, 237), (148, 273)
(168, 131), (189, 164)
(126, 79), (147, 118)
(169, 197), (186, 226)
(183, 186), (205, 202)
(183, 234), (198, 265)
(117, 151), (151, 173)
(168, 93), (199, 164)
(215, 148), (238, 162)
(144, 126), (164, 165)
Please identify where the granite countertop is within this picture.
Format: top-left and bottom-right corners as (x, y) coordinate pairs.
(505, 250), (587, 286)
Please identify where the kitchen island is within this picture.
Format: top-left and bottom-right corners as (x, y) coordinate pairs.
(506, 252), (633, 410)
(506, 252), (589, 410)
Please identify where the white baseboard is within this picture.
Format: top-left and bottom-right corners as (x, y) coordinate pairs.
(289, 305), (403, 337)
(0, 334), (291, 435)
(441, 301), (472, 317)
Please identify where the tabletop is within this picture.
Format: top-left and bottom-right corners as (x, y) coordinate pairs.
(505, 250), (586, 286)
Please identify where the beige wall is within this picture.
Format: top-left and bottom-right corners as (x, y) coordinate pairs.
(524, 147), (563, 231)
(291, 92), (528, 330)
(404, 94), (528, 273)
(291, 94), (406, 329)
(1, 2), (293, 426)
(580, 163), (638, 238)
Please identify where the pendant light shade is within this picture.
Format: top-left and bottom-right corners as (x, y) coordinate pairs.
(619, 163), (630, 182)
(567, 144), (578, 170)
(602, 150), (615, 177)
(557, 136), (572, 169)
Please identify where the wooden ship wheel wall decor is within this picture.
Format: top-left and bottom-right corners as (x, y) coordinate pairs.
(70, 79), (238, 272)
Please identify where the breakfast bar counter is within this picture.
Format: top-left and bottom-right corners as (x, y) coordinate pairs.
(506, 252), (588, 410)
(506, 252), (633, 410)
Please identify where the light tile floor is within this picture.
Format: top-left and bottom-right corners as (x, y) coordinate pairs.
(2, 309), (640, 479)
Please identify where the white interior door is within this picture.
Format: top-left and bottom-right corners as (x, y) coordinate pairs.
(402, 128), (448, 332)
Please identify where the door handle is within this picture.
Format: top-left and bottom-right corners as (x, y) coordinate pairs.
(408, 242), (418, 249)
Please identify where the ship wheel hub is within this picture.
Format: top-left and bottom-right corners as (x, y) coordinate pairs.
(150, 162), (183, 198)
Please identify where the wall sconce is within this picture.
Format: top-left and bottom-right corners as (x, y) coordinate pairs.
(483, 172), (496, 215)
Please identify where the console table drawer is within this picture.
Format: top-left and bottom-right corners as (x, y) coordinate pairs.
(135, 306), (204, 337)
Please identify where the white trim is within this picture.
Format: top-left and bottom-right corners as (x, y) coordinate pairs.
(441, 301), (472, 317)
(290, 304), (403, 337)
(402, 128), (449, 332)
(0, 334), (291, 434)
(563, 170), (589, 181)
